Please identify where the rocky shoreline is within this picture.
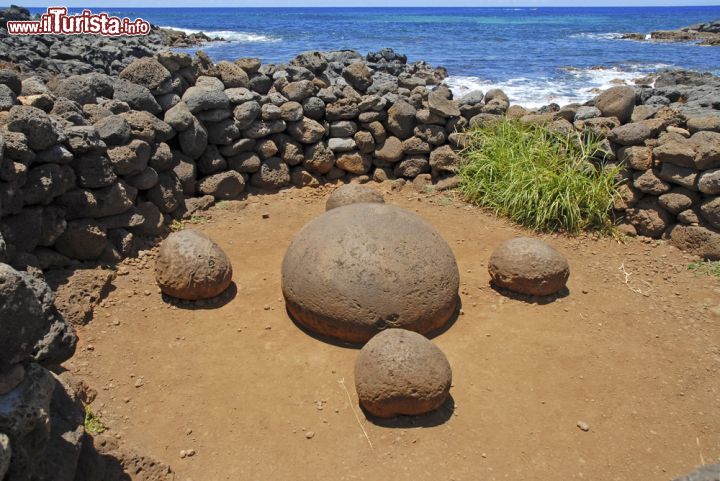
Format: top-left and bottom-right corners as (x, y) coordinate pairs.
(0, 5), (222, 79)
(1, 5), (720, 479)
(622, 19), (720, 46)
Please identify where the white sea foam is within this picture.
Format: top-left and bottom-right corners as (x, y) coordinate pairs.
(159, 26), (280, 43)
(570, 32), (624, 40)
(446, 64), (672, 109)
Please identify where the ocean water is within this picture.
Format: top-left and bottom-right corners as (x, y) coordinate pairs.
(34, 6), (720, 108)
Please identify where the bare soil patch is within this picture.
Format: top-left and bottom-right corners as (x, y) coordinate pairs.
(67, 183), (720, 481)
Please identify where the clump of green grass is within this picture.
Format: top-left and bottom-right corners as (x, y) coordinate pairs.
(84, 405), (107, 435)
(688, 261), (720, 278)
(458, 119), (621, 234)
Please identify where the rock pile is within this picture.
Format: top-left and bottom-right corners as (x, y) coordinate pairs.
(0, 29), (718, 267)
(0, 46), (466, 271)
(354, 329), (452, 418)
(282, 203), (459, 342)
(155, 228), (233, 300)
(0, 262), (84, 481)
(0, 5), (220, 79)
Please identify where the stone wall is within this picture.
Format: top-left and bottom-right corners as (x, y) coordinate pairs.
(0, 48), (465, 270)
(1, 48), (720, 272)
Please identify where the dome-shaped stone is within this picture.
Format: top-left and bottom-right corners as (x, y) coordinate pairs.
(355, 329), (452, 418)
(488, 237), (570, 296)
(325, 184), (385, 211)
(155, 229), (233, 300)
(282, 203), (459, 342)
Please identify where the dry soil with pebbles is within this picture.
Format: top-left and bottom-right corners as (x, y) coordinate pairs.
(67, 182), (720, 481)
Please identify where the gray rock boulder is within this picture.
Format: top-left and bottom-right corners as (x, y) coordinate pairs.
(119, 57), (172, 95)
(54, 219), (108, 260)
(6, 106), (58, 151)
(250, 157), (291, 189)
(155, 229), (233, 300)
(355, 329), (452, 418)
(182, 86), (230, 113)
(0, 263), (49, 369)
(595, 86), (636, 123)
(112, 79), (161, 115)
(488, 237), (570, 296)
(387, 100), (417, 139)
(198, 171), (246, 199)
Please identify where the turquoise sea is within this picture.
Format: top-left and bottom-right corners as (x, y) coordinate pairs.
(34, 6), (720, 107)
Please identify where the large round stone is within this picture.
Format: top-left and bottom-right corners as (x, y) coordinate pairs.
(488, 237), (570, 296)
(355, 329), (452, 418)
(325, 184), (385, 211)
(155, 229), (233, 300)
(282, 203), (459, 342)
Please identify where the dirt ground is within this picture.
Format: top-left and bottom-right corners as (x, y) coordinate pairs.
(67, 182), (720, 481)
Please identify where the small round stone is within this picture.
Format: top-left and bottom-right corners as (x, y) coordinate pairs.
(282, 203), (459, 342)
(325, 184), (385, 211)
(488, 237), (570, 296)
(355, 329), (452, 418)
(155, 229), (233, 300)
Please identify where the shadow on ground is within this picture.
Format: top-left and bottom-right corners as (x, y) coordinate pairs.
(285, 296), (463, 349)
(490, 282), (569, 304)
(160, 281), (238, 310)
(362, 395), (456, 428)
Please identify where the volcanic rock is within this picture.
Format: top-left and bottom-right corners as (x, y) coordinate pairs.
(488, 237), (570, 296)
(354, 328), (452, 417)
(282, 203), (459, 342)
(155, 229), (233, 300)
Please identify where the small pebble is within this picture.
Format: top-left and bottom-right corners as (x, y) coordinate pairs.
(577, 421), (590, 432)
(305, 431), (315, 439)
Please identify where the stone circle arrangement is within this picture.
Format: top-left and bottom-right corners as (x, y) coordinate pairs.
(281, 201), (460, 343)
(155, 228), (233, 300)
(279, 189), (573, 418)
(144, 186), (572, 421)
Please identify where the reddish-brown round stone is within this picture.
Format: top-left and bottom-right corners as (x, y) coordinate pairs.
(355, 329), (452, 418)
(488, 237), (570, 296)
(155, 229), (233, 300)
(282, 203), (459, 342)
(325, 184), (385, 211)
